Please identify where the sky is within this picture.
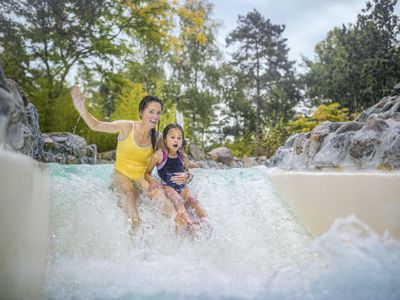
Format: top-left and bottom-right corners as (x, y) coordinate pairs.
(211, 0), (400, 68)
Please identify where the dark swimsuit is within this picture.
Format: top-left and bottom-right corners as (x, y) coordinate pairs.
(157, 150), (185, 193)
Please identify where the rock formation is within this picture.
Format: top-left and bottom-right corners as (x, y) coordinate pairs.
(42, 132), (97, 164)
(268, 83), (400, 170)
(0, 68), (43, 159)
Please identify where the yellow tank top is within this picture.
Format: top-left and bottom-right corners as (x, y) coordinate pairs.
(114, 122), (153, 181)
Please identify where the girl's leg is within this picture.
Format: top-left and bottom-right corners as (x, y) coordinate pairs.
(162, 186), (193, 230)
(181, 187), (208, 219)
(112, 171), (141, 230)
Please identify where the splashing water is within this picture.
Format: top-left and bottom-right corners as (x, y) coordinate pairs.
(43, 164), (400, 300)
(72, 115), (81, 135)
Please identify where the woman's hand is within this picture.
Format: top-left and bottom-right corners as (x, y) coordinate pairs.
(71, 85), (86, 114)
(148, 181), (162, 193)
(171, 172), (190, 185)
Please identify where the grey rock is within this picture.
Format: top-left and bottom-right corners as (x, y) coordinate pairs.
(391, 112), (400, 122)
(391, 83), (400, 96)
(349, 136), (381, 160)
(0, 67), (42, 158)
(381, 132), (400, 168)
(42, 132), (95, 164)
(283, 133), (300, 148)
(335, 122), (363, 134)
(314, 132), (354, 168)
(268, 82), (400, 170)
(26, 103), (43, 159)
(242, 155), (256, 168)
(208, 147), (234, 166)
(97, 150), (116, 161)
(0, 75), (25, 151)
(363, 115), (389, 132)
(189, 144), (206, 161)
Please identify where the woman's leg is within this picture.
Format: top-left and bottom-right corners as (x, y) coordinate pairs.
(181, 187), (208, 219)
(139, 179), (176, 217)
(112, 171), (141, 230)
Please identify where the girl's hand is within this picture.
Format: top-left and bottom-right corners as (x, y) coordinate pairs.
(71, 85), (86, 114)
(171, 172), (190, 185)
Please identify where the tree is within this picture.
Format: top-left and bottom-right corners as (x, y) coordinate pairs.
(167, 0), (221, 143)
(0, 0), (175, 131)
(214, 63), (255, 139)
(303, 0), (400, 112)
(226, 9), (300, 137)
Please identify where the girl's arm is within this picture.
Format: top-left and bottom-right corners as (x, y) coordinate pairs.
(180, 153), (197, 184)
(182, 153), (200, 169)
(144, 149), (163, 188)
(71, 85), (130, 135)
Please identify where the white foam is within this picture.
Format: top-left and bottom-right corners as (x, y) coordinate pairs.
(43, 165), (400, 299)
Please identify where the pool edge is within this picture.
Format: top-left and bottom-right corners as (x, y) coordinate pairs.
(0, 149), (49, 299)
(267, 170), (400, 239)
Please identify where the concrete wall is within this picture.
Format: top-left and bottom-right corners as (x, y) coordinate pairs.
(268, 170), (400, 239)
(0, 149), (49, 299)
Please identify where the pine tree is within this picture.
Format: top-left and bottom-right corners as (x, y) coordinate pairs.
(226, 9), (300, 137)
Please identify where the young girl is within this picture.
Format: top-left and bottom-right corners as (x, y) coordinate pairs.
(145, 123), (207, 231)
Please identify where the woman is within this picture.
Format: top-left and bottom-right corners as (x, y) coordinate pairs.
(70, 85), (192, 231)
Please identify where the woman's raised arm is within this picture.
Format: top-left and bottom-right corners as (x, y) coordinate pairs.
(71, 85), (129, 134)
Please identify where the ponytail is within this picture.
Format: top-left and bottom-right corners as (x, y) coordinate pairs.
(151, 128), (157, 151)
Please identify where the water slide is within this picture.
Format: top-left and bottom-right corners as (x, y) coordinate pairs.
(1, 150), (399, 299)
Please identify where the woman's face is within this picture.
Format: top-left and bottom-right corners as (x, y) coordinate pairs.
(141, 102), (162, 128)
(165, 128), (183, 152)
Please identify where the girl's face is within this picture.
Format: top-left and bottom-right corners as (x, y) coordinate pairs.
(165, 128), (183, 152)
(140, 102), (162, 128)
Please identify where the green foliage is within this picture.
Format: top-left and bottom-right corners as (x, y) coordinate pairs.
(258, 120), (290, 158)
(220, 119), (289, 158)
(82, 131), (118, 153)
(111, 80), (144, 121)
(288, 102), (352, 134)
(223, 135), (256, 158)
(168, 0), (221, 142)
(303, 0), (400, 112)
(313, 103), (349, 122)
(287, 116), (318, 134)
(29, 78), (79, 132)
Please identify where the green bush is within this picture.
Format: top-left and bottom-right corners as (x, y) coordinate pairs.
(288, 102), (353, 135)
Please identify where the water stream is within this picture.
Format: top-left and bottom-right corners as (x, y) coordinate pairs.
(43, 164), (400, 299)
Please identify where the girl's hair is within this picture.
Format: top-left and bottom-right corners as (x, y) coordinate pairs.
(163, 123), (186, 154)
(138, 95), (163, 151)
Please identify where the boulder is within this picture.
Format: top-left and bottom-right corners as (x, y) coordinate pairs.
(42, 132), (95, 164)
(97, 150), (116, 161)
(189, 144), (206, 161)
(208, 147), (234, 166)
(242, 155), (256, 168)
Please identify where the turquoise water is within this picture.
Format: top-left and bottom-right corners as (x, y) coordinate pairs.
(44, 164), (400, 299)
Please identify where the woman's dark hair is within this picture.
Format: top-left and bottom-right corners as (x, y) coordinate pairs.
(163, 123), (186, 154)
(138, 95), (163, 151)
